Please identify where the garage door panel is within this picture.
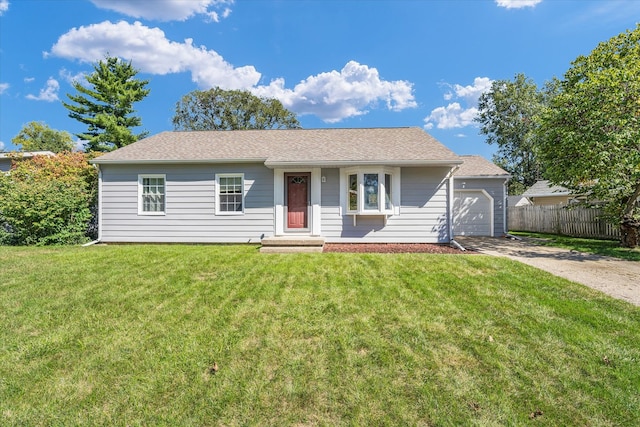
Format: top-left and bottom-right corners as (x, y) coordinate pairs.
(453, 190), (493, 236)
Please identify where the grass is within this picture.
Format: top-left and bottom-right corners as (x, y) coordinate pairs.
(1, 245), (639, 426)
(510, 231), (640, 261)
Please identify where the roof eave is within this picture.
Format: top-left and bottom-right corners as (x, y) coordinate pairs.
(526, 192), (572, 198)
(264, 159), (463, 168)
(91, 158), (268, 165)
(454, 174), (511, 179)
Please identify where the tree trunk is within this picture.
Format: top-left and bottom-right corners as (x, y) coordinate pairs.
(620, 215), (640, 248)
(620, 181), (640, 248)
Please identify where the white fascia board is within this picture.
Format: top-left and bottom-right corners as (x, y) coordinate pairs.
(0, 151), (55, 158)
(454, 175), (511, 179)
(91, 158), (267, 165)
(529, 194), (572, 198)
(264, 159), (463, 168)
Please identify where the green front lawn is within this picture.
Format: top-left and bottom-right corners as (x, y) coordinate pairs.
(510, 231), (640, 261)
(1, 245), (638, 425)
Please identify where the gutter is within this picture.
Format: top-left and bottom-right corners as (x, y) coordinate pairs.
(91, 158), (464, 169)
(91, 158), (268, 165)
(264, 159), (463, 168)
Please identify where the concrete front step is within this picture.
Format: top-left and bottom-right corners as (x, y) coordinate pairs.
(260, 236), (325, 253)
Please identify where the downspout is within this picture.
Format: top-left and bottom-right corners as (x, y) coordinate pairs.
(82, 164), (102, 246)
(503, 179), (508, 237)
(446, 165), (465, 250)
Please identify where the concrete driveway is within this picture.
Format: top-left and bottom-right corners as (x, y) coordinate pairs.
(455, 236), (640, 306)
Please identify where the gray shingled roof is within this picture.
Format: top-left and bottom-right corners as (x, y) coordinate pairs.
(453, 155), (509, 177)
(522, 180), (571, 197)
(92, 127), (462, 166)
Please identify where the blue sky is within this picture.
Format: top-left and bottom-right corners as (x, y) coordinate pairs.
(1, 0), (638, 159)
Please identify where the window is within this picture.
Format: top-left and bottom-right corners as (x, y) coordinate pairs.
(363, 173), (379, 210)
(348, 174), (358, 211)
(344, 168), (398, 215)
(138, 174), (165, 215)
(216, 174), (244, 215)
(384, 174), (392, 210)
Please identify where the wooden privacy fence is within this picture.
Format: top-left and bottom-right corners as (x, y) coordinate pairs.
(508, 205), (620, 240)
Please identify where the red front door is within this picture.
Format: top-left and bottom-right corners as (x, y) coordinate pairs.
(286, 174), (309, 229)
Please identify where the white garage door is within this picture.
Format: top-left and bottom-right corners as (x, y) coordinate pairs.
(453, 190), (493, 236)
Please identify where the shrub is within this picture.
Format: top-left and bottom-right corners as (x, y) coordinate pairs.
(0, 152), (98, 245)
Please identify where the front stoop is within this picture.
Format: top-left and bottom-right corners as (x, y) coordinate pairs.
(260, 236), (325, 253)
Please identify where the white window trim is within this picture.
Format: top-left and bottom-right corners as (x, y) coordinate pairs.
(138, 174), (166, 216)
(342, 167), (400, 216)
(215, 173), (245, 216)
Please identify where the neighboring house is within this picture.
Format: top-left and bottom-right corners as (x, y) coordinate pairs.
(507, 195), (532, 207)
(92, 128), (510, 244)
(0, 151), (56, 172)
(452, 155), (510, 237)
(522, 180), (575, 206)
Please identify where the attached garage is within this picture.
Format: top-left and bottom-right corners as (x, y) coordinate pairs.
(453, 189), (493, 236)
(452, 156), (510, 238)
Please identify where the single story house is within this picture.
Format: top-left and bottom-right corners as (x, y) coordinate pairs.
(91, 128), (509, 245)
(0, 151), (55, 172)
(521, 180), (576, 206)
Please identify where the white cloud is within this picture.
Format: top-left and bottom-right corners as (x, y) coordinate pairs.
(253, 61), (417, 122)
(59, 68), (88, 86)
(0, 0), (8, 16)
(49, 21), (416, 122)
(0, 140), (5, 151)
(424, 77), (493, 130)
(48, 20), (260, 90)
(24, 77), (35, 83)
(91, 0), (233, 22)
(0, 82), (9, 94)
(74, 139), (88, 152)
(26, 77), (60, 102)
(206, 7), (232, 23)
(496, 0), (542, 9)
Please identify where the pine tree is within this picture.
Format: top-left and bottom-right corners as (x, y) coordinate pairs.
(63, 56), (150, 152)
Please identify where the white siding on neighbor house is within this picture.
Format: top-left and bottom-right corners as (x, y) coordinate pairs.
(99, 163), (274, 243)
(320, 167), (452, 243)
(453, 178), (507, 237)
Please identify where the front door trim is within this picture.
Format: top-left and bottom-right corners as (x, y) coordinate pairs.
(273, 168), (322, 236)
(285, 172), (310, 231)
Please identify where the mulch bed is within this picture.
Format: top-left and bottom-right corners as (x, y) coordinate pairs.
(323, 243), (469, 254)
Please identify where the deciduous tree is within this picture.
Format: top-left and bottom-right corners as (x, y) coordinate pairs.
(0, 152), (98, 245)
(476, 74), (545, 194)
(11, 121), (74, 153)
(537, 25), (640, 247)
(172, 87), (300, 131)
(63, 56), (150, 152)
